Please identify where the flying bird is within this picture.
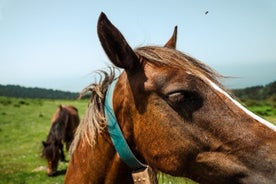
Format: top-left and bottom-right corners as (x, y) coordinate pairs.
(205, 11), (209, 15)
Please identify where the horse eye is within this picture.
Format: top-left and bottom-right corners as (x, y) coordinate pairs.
(167, 92), (185, 103)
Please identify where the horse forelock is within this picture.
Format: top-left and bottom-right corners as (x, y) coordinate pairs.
(135, 46), (226, 89)
(70, 68), (117, 154)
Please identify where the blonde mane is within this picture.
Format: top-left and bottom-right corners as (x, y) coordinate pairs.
(70, 68), (116, 154)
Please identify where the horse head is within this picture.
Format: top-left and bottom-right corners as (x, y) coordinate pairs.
(97, 13), (276, 184)
(42, 140), (61, 176)
(65, 13), (276, 184)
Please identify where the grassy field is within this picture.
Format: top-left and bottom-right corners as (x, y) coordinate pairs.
(0, 97), (88, 184)
(0, 96), (275, 184)
(242, 99), (276, 123)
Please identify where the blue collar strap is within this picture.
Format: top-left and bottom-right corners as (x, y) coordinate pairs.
(104, 79), (146, 171)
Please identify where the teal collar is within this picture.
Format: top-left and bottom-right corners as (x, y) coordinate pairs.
(104, 79), (146, 171)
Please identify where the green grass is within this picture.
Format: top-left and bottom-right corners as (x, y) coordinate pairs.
(0, 96), (275, 184)
(241, 99), (276, 125)
(0, 97), (87, 184)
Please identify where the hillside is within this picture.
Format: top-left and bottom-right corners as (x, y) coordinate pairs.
(233, 81), (276, 100)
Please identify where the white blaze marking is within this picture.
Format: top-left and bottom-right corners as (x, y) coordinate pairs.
(205, 78), (276, 132)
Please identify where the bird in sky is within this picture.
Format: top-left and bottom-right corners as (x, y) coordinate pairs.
(205, 11), (209, 15)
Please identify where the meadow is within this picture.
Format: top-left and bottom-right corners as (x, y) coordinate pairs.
(0, 97), (87, 184)
(0, 96), (275, 184)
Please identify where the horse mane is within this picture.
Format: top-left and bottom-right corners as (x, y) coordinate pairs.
(70, 68), (116, 154)
(70, 46), (226, 154)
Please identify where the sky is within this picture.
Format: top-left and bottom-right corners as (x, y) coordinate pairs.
(0, 0), (275, 92)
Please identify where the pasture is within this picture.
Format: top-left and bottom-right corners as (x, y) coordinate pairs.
(0, 97), (87, 184)
(0, 96), (275, 183)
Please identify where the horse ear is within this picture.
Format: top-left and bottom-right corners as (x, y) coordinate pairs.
(164, 26), (177, 49)
(97, 12), (139, 71)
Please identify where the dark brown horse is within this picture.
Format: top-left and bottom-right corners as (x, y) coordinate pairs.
(42, 105), (79, 176)
(65, 13), (276, 184)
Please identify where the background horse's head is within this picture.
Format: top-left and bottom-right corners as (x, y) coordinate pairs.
(66, 13), (276, 184)
(42, 105), (79, 176)
(42, 139), (62, 176)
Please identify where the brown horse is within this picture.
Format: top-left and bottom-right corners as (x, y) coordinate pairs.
(65, 13), (276, 184)
(42, 105), (79, 176)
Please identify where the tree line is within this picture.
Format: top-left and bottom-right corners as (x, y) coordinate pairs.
(0, 84), (79, 99)
(0, 81), (275, 100)
(233, 81), (276, 101)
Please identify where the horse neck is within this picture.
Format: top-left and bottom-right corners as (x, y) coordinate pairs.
(63, 113), (79, 149)
(47, 121), (64, 142)
(65, 131), (133, 184)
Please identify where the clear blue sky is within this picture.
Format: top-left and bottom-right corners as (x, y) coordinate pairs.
(0, 0), (275, 92)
